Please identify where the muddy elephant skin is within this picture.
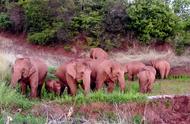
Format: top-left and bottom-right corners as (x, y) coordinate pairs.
(11, 57), (48, 98)
(90, 48), (108, 60)
(45, 80), (62, 95)
(151, 59), (170, 79)
(125, 61), (146, 81)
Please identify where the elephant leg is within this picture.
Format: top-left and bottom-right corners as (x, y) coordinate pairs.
(37, 84), (43, 98)
(21, 82), (27, 95)
(29, 76), (38, 98)
(160, 68), (165, 79)
(30, 87), (37, 98)
(107, 81), (115, 93)
(66, 74), (77, 96)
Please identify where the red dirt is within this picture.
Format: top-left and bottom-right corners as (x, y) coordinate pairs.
(145, 96), (190, 124)
(31, 96), (190, 123)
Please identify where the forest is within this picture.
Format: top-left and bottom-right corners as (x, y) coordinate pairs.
(0, 0), (190, 52)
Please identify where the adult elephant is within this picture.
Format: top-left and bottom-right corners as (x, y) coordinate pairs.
(86, 59), (126, 93)
(125, 61), (146, 81)
(151, 59), (170, 79)
(55, 60), (91, 96)
(11, 57), (48, 98)
(90, 47), (108, 60)
(137, 66), (156, 93)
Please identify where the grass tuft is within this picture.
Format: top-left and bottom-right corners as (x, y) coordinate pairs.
(0, 81), (34, 109)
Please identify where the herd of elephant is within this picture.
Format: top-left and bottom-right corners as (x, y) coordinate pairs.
(10, 48), (170, 98)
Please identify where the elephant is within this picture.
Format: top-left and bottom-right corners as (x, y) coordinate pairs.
(85, 59), (126, 93)
(45, 80), (62, 95)
(55, 60), (91, 96)
(11, 57), (48, 98)
(137, 69), (155, 93)
(151, 59), (170, 79)
(90, 47), (108, 60)
(141, 66), (156, 76)
(125, 61), (146, 81)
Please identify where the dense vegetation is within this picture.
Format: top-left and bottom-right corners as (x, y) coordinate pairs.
(0, 0), (190, 52)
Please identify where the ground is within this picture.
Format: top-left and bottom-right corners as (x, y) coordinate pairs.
(1, 32), (190, 123)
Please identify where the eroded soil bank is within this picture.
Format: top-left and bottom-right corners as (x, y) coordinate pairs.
(31, 95), (190, 123)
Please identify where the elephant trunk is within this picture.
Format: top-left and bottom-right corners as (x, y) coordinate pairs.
(11, 72), (21, 88)
(83, 69), (91, 95)
(118, 74), (126, 93)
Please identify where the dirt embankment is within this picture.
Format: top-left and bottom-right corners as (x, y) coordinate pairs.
(1, 32), (190, 76)
(30, 96), (190, 123)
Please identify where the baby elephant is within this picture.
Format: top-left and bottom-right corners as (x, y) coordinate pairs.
(137, 66), (156, 93)
(45, 80), (62, 95)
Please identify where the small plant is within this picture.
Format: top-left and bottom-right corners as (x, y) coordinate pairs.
(0, 81), (34, 109)
(0, 13), (11, 30)
(28, 28), (56, 45)
(133, 115), (143, 124)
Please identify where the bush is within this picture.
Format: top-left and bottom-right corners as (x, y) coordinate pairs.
(127, 0), (180, 43)
(22, 0), (52, 32)
(103, 1), (128, 33)
(71, 11), (103, 35)
(28, 28), (56, 45)
(7, 3), (26, 32)
(0, 13), (11, 30)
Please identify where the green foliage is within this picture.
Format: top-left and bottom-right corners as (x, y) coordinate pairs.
(0, 113), (45, 124)
(0, 12), (11, 30)
(28, 28), (56, 45)
(133, 115), (143, 124)
(0, 81), (33, 109)
(71, 11), (103, 35)
(127, 0), (180, 43)
(22, 0), (52, 33)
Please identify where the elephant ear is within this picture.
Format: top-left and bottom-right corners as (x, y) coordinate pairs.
(67, 63), (77, 79)
(22, 58), (33, 78)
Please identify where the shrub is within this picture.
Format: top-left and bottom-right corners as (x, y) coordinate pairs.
(103, 0), (128, 33)
(0, 13), (11, 30)
(127, 0), (180, 43)
(28, 28), (56, 45)
(22, 0), (52, 32)
(7, 3), (26, 32)
(71, 11), (103, 35)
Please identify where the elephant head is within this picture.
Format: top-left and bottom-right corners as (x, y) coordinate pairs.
(11, 58), (35, 88)
(105, 61), (126, 92)
(66, 61), (91, 94)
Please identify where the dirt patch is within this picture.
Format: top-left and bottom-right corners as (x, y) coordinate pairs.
(31, 96), (190, 123)
(145, 96), (190, 124)
(31, 102), (145, 122)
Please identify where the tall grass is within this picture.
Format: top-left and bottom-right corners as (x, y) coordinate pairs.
(0, 113), (45, 124)
(0, 81), (34, 109)
(0, 54), (11, 81)
(41, 82), (147, 105)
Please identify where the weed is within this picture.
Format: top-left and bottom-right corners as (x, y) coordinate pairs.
(0, 113), (45, 124)
(133, 114), (143, 124)
(0, 81), (34, 109)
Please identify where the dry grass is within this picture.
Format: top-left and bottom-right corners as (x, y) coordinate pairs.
(110, 49), (190, 67)
(0, 54), (11, 80)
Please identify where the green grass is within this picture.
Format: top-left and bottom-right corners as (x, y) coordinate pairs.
(151, 77), (190, 95)
(0, 113), (45, 124)
(0, 81), (34, 109)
